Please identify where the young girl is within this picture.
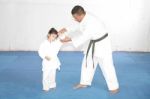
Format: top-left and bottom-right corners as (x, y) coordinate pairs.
(38, 28), (63, 92)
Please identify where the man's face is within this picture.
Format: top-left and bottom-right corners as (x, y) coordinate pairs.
(73, 14), (83, 22)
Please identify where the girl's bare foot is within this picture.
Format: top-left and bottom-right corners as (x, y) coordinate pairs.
(73, 84), (88, 89)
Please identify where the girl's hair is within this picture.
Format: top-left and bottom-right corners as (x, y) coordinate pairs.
(48, 28), (58, 35)
(47, 28), (58, 38)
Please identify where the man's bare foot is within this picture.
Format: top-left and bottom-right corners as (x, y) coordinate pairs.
(109, 88), (119, 94)
(73, 84), (88, 89)
(50, 87), (56, 91)
(43, 89), (49, 92)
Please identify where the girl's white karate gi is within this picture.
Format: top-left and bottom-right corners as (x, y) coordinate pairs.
(38, 39), (62, 90)
(67, 13), (119, 90)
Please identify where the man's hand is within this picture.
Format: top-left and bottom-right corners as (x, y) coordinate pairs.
(45, 56), (51, 61)
(58, 28), (67, 34)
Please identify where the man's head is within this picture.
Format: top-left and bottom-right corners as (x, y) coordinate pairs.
(71, 5), (86, 22)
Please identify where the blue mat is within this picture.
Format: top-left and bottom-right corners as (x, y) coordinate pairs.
(0, 51), (150, 99)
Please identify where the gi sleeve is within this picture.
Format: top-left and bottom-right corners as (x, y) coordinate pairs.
(38, 43), (46, 59)
(71, 25), (92, 48)
(66, 23), (79, 35)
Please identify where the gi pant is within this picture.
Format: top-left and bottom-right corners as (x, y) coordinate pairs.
(42, 69), (56, 90)
(80, 54), (119, 90)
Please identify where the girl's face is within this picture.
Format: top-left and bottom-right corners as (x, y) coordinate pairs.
(47, 33), (57, 42)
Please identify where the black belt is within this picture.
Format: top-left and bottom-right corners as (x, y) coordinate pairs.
(86, 33), (108, 68)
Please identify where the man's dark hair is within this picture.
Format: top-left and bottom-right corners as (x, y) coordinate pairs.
(71, 5), (86, 15)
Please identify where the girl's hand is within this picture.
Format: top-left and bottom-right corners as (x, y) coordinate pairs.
(45, 56), (51, 61)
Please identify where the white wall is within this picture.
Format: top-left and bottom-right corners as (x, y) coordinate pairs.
(0, 0), (150, 51)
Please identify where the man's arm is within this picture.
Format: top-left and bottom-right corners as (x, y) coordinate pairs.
(60, 36), (72, 43)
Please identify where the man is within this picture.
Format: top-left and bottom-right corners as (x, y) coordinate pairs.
(59, 5), (119, 94)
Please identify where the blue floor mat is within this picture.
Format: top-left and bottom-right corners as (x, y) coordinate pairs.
(0, 51), (150, 99)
